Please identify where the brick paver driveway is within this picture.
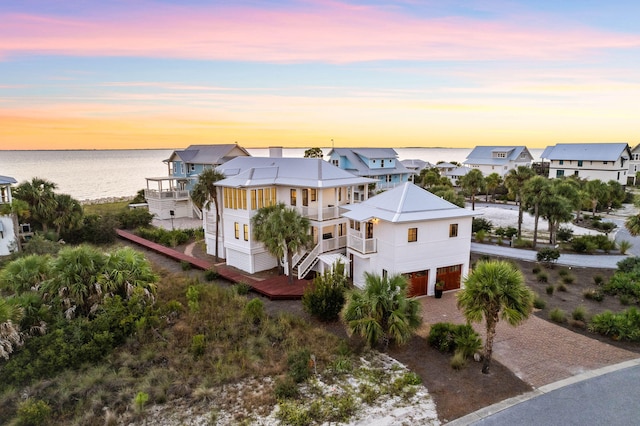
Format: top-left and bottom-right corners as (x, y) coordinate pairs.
(420, 292), (638, 388)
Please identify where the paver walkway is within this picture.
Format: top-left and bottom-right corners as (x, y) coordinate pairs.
(420, 292), (638, 388)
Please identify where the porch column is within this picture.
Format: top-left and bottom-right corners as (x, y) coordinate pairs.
(317, 189), (323, 221)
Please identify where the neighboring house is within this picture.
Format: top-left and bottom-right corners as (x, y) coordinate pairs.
(327, 148), (415, 198)
(401, 159), (434, 182)
(0, 175), (18, 256)
(435, 162), (458, 175)
(463, 146), (533, 177)
(444, 166), (472, 186)
(341, 182), (476, 297)
(205, 157), (374, 276)
(541, 143), (631, 185)
(145, 143), (251, 219)
(628, 144), (640, 185)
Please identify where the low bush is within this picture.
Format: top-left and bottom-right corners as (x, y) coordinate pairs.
(537, 272), (549, 283)
(203, 268), (220, 281)
(619, 240), (632, 255)
(557, 283), (567, 292)
(234, 282), (252, 295)
(536, 248), (560, 265)
(17, 399), (52, 426)
(472, 218), (493, 233)
(116, 208), (154, 229)
(190, 334), (206, 358)
(617, 257), (640, 273)
(556, 226), (574, 242)
(571, 235), (615, 253)
(583, 289), (604, 302)
(572, 305), (587, 322)
(533, 296), (546, 309)
(287, 349), (312, 383)
(546, 285), (554, 295)
(428, 322), (482, 360)
(274, 377), (299, 400)
(593, 275), (604, 285)
(136, 227), (191, 247)
(302, 263), (348, 322)
(562, 275), (575, 285)
(244, 298), (265, 324)
(589, 308), (640, 341)
(532, 265), (541, 274)
(549, 308), (566, 323)
(620, 294), (633, 306)
(474, 229), (486, 243)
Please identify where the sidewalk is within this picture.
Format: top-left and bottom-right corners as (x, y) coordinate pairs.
(471, 242), (627, 269)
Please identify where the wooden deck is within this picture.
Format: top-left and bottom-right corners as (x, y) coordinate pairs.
(116, 229), (311, 300)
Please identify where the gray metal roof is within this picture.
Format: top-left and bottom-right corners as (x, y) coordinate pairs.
(166, 144), (250, 165)
(541, 143), (630, 161)
(341, 182), (476, 223)
(327, 148), (414, 177)
(0, 175), (17, 185)
(464, 146), (531, 166)
(446, 166), (472, 177)
(215, 157), (374, 189)
(401, 159), (433, 170)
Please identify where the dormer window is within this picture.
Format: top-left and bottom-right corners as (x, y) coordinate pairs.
(381, 159), (385, 167)
(494, 152), (506, 158)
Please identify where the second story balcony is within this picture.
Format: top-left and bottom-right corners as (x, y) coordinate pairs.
(347, 231), (377, 254)
(296, 205), (340, 221)
(144, 188), (190, 201)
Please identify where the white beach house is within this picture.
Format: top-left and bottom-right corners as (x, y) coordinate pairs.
(0, 175), (18, 256)
(541, 143), (631, 185)
(204, 156), (374, 276)
(463, 146), (533, 177)
(341, 182), (476, 297)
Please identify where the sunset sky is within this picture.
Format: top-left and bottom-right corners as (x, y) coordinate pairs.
(2, 1), (639, 150)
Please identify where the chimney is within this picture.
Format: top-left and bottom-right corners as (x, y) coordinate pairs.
(269, 146), (283, 158)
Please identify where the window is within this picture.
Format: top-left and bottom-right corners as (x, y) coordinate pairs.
(331, 159), (339, 166)
(577, 160), (583, 167)
(559, 160), (564, 165)
(234, 222), (239, 239)
(302, 189), (309, 206)
(310, 189), (317, 202)
(257, 189), (264, 208)
(190, 164), (195, 172)
(408, 227), (418, 242)
(382, 269), (388, 279)
(338, 223), (345, 236)
(251, 190), (257, 210)
(381, 159), (385, 167)
(180, 163), (184, 174)
(386, 175), (392, 182)
(603, 161), (608, 165)
(290, 189), (297, 206)
(495, 152), (506, 158)
(574, 171), (579, 176)
(556, 170), (565, 177)
(243, 224), (249, 241)
(449, 223), (458, 238)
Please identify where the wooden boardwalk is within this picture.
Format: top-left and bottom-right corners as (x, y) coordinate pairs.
(116, 229), (311, 300)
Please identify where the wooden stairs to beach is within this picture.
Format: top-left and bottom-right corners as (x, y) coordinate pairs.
(116, 229), (312, 300)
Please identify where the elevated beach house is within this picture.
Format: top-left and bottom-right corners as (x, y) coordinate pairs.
(326, 148), (414, 198)
(463, 146), (533, 176)
(205, 157), (374, 276)
(0, 175), (18, 256)
(341, 182), (476, 297)
(627, 143), (640, 185)
(541, 143), (631, 185)
(145, 144), (250, 219)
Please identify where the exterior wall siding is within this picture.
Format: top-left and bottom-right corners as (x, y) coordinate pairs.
(0, 215), (17, 256)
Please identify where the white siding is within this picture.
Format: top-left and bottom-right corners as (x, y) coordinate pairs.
(0, 215), (17, 256)
(254, 250), (278, 273)
(226, 248), (253, 273)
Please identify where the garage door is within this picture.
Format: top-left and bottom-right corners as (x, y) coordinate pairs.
(436, 264), (462, 291)
(406, 270), (429, 297)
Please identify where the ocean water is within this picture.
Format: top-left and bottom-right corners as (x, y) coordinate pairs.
(0, 147), (544, 201)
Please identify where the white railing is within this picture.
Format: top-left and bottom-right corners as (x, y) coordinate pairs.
(321, 235), (347, 252)
(192, 205), (202, 219)
(144, 189), (190, 200)
(295, 205), (340, 221)
(298, 243), (321, 279)
(347, 234), (377, 254)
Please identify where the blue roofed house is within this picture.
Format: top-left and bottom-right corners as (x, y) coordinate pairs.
(342, 182), (476, 297)
(145, 144), (250, 219)
(206, 157), (374, 277)
(327, 148), (415, 200)
(463, 146), (533, 176)
(0, 175), (18, 256)
(541, 143), (631, 185)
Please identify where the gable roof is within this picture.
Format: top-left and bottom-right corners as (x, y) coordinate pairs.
(401, 159), (433, 171)
(446, 166), (472, 177)
(215, 157), (374, 189)
(341, 182), (476, 223)
(327, 148), (414, 177)
(0, 175), (17, 185)
(464, 146), (531, 166)
(166, 144), (250, 165)
(541, 143), (631, 162)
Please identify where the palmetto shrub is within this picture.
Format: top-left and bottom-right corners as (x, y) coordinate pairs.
(589, 308), (640, 341)
(302, 262), (348, 322)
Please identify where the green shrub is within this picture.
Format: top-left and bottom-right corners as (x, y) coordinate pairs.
(287, 349), (312, 383)
(472, 218), (493, 233)
(186, 285), (200, 313)
(557, 283), (567, 292)
(572, 305), (587, 322)
(428, 322), (481, 359)
(474, 229), (486, 243)
(503, 227), (518, 239)
(116, 208), (154, 229)
(453, 326), (482, 359)
(427, 322), (457, 353)
(533, 296), (546, 309)
(619, 294), (633, 306)
(571, 235), (615, 253)
(549, 308), (566, 323)
(546, 285), (554, 295)
(274, 376), (299, 400)
(244, 298), (265, 324)
(191, 334), (206, 358)
(513, 238), (531, 248)
(532, 265), (541, 274)
(234, 282), (252, 295)
(204, 268), (220, 281)
(617, 257), (640, 273)
(589, 308), (640, 341)
(181, 260), (191, 271)
(302, 263), (348, 322)
(556, 226), (574, 242)
(450, 351), (467, 370)
(562, 275), (575, 284)
(593, 275), (604, 285)
(619, 240), (632, 255)
(536, 248), (560, 265)
(584, 289), (604, 302)
(537, 272), (549, 283)
(17, 399), (52, 426)
(558, 269), (569, 277)
(134, 391), (149, 413)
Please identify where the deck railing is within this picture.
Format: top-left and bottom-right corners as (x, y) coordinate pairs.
(347, 234), (377, 254)
(144, 189), (190, 200)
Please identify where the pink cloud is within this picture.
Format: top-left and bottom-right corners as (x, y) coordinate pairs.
(1, 2), (639, 63)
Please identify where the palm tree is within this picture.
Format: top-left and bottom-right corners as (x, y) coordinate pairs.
(13, 177), (58, 232)
(457, 260), (534, 374)
(625, 214), (640, 236)
(0, 296), (24, 360)
(459, 169), (485, 210)
(484, 173), (503, 202)
(98, 247), (158, 301)
(522, 176), (551, 248)
(303, 147), (323, 158)
(342, 272), (421, 348)
(191, 168), (226, 260)
(53, 194), (83, 235)
(251, 203), (312, 283)
(585, 179), (607, 216)
(540, 195), (574, 244)
(504, 166), (535, 238)
(0, 254), (51, 294)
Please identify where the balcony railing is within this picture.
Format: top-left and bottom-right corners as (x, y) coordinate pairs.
(296, 205), (340, 221)
(321, 235), (347, 252)
(144, 189), (190, 200)
(347, 234), (377, 254)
